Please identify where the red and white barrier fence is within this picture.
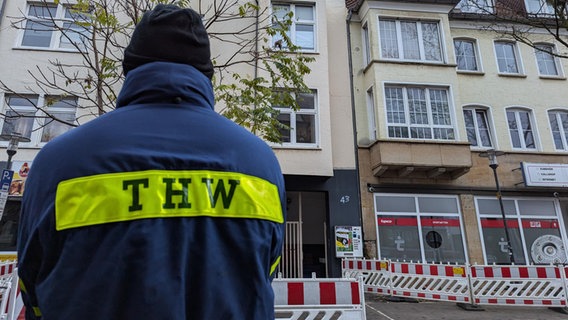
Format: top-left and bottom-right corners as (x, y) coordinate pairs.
(272, 276), (366, 319)
(343, 258), (568, 308)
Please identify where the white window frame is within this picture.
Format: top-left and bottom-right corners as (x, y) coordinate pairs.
(366, 87), (377, 141)
(494, 41), (524, 75)
(548, 109), (568, 151)
(534, 43), (563, 77)
(456, 0), (494, 13)
(273, 90), (319, 147)
(383, 84), (456, 141)
(463, 106), (494, 149)
(16, 2), (90, 51)
(454, 38), (482, 72)
(475, 196), (566, 265)
(378, 18), (445, 63)
(525, 0), (556, 15)
(271, 3), (317, 52)
(0, 94), (77, 148)
(374, 193), (469, 264)
(362, 22), (371, 66)
(506, 107), (538, 150)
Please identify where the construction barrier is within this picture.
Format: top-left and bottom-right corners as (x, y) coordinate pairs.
(389, 261), (470, 303)
(343, 258), (568, 308)
(470, 264), (566, 306)
(273, 276), (366, 319)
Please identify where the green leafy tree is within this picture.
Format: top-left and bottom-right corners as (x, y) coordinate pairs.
(1, 0), (313, 142)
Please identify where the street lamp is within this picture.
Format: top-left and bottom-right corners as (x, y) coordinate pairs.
(1, 132), (31, 170)
(479, 149), (515, 264)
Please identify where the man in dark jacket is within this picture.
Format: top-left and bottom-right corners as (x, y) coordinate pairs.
(17, 4), (285, 319)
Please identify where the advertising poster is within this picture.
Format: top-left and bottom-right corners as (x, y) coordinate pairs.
(335, 226), (363, 258)
(8, 161), (31, 196)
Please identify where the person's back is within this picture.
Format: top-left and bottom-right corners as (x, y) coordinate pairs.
(17, 5), (285, 320)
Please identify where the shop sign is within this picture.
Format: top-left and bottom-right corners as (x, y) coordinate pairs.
(521, 162), (568, 187)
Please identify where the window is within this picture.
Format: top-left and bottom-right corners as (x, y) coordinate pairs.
(548, 110), (568, 151)
(476, 196), (565, 264)
(1, 95), (77, 146)
(274, 91), (317, 145)
(525, 0), (556, 15)
(506, 108), (536, 150)
(454, 39), (480, 71)
(272, 3), (315, 51)
(494, 41), (522, 74)
(362, 23), (371, 65)
(535, 44), (561, 76)
(379, 19), (443, 63)
(367, 87), (377, 140)
(456, 0), (493, 13)
(463, 107), (493, 148)
(385, 85), (455, 140)
(20, 3), (90, 50)
(375, 194), (467, 264)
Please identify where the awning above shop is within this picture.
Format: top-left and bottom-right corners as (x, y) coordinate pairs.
(368, 140), (472, 180)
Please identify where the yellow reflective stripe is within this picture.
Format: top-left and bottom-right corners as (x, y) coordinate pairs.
(270, 256), (281, 276)
(19, 279), (42, 317)
(56, 170), (283, 231)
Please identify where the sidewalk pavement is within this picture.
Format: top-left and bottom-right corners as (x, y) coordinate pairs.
(364, 293), (568, 320)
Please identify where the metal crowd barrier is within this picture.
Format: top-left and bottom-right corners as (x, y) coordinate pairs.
(342, 258), (568, 308)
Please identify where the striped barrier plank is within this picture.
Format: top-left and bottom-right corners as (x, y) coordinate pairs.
(388, 261), (471, 303)
(470, 265), (566, 307)
(273, 277), (366, 320)
(341, 259), (391, 294)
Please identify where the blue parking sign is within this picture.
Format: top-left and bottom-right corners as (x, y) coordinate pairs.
(1, 169), (13, 193)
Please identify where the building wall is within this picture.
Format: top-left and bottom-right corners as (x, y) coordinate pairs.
(351, 1), (568, 264)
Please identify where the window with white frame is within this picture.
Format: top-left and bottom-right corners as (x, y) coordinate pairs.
(274, 90), (317, 145)
(378, 18), (443, 63)
(506, 108), (537, 150)
(0, 95), (77, 146)
(366, 87), (377, 141)
(494, 41), (522, 74)
(463, 107), (493, 148)
(525, 0), (556, 15)
(476, 196), (565, 264)
(20, 3), (90, 50)
(362, 23), (371, 65)
(535, 43), (561, 76)
(272, 3), (315, 51)
(548, 110), (568, 151)
(385, 85), (455, 140)
(456, 0), (494, 13)
(454, 38), (481, 71)
(374, 194), (467, 263)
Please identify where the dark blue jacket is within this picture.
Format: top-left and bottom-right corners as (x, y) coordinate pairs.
(17, 62), (285, 320)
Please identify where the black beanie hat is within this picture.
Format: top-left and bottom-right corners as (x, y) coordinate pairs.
(122, 4), (214, 79)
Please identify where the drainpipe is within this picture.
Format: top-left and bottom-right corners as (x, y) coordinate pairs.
(0, 0), (7, 27)
(346, 8), (363, 227)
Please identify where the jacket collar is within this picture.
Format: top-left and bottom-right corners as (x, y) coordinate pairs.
(116, 62), (215, 109)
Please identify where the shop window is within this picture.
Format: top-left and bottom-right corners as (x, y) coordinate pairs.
(374, 194), (467, 264)
(476, 197), (566, 265)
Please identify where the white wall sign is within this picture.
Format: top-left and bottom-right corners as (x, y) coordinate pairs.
(521, 162), (568, 187)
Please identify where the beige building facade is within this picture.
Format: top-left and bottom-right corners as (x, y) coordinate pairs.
(349, 0), (568, 265)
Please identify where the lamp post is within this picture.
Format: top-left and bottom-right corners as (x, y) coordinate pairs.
(479, 149), (515, 264)
(1, 132), (31, 170)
